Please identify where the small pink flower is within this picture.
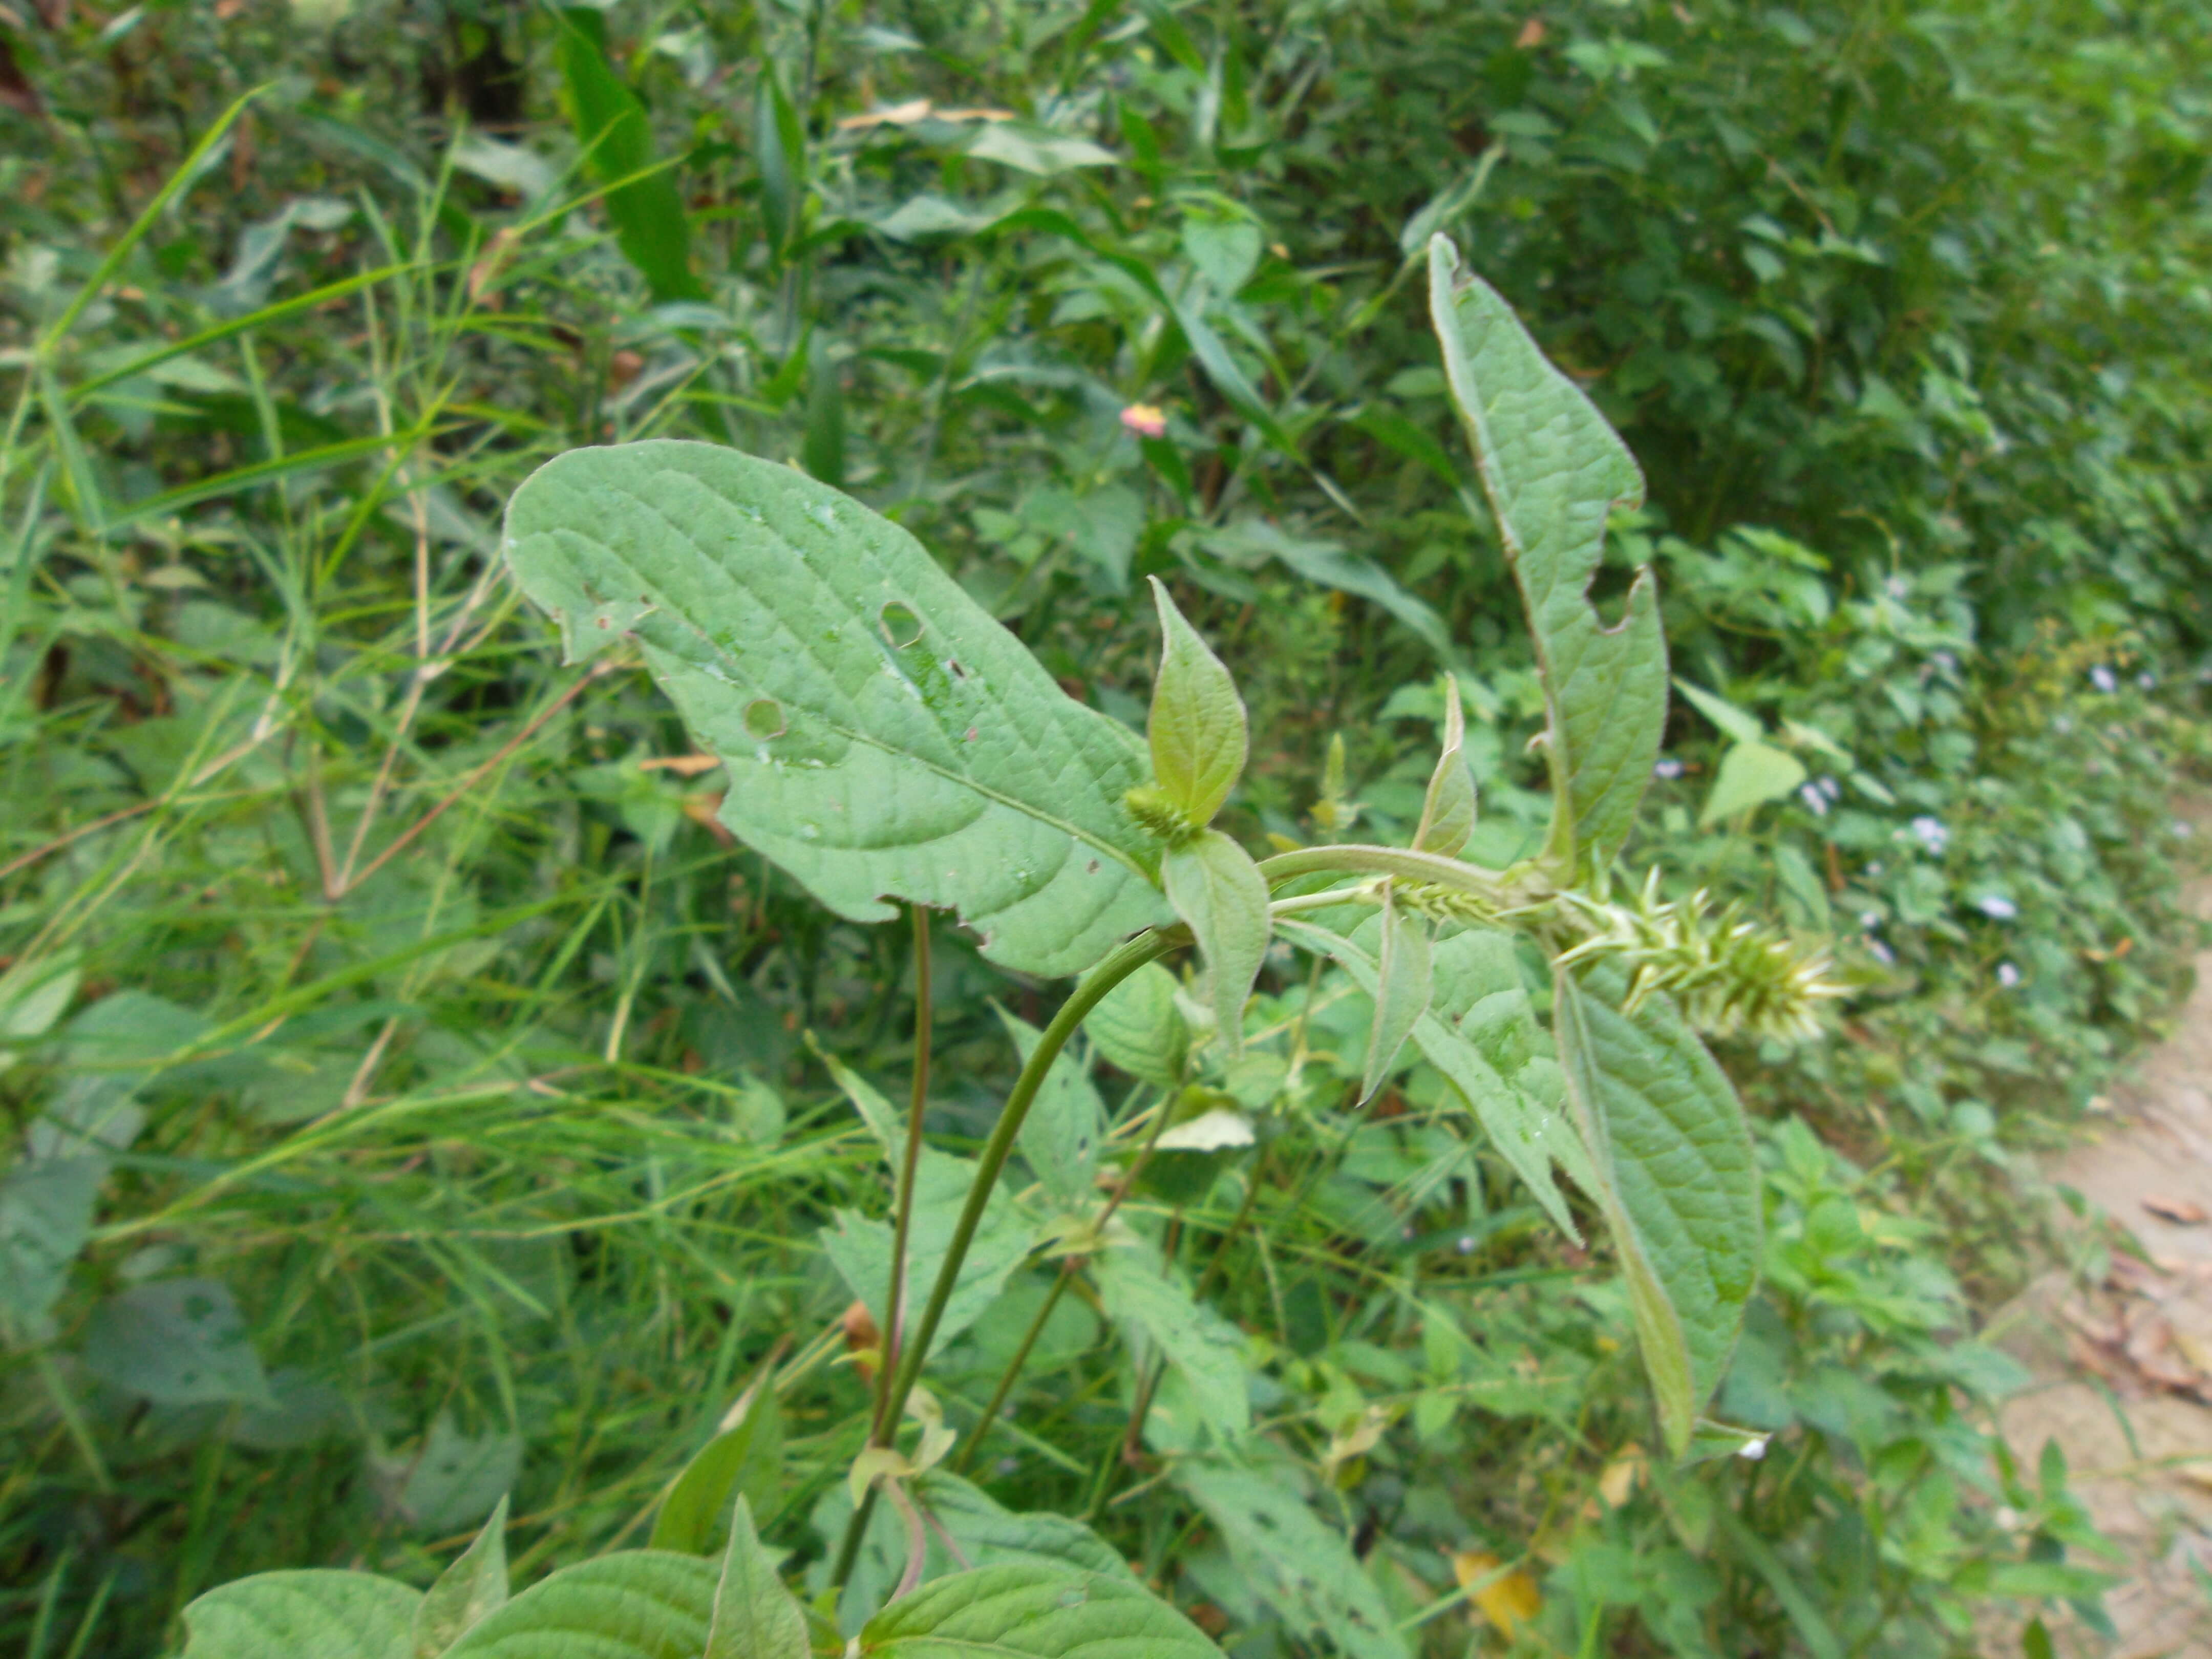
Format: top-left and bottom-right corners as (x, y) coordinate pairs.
(1119, 402), (1167, 439)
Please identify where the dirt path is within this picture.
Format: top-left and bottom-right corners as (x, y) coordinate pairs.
(1992, 847), (2212, 1655)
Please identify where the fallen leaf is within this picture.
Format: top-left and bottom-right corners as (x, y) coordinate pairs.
(2143, 1195), (2208, 1226)
(642, 753), (724, 776)
(1598, 1444), (1646, 1508)
(1453, 1549), (1542, 1636)
(1515, 17), (1548, 49)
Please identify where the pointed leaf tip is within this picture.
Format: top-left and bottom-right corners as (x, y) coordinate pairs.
(1145, 576), (1248, 829)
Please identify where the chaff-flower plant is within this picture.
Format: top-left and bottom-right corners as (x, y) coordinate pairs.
(175, 237), (1837, 1657)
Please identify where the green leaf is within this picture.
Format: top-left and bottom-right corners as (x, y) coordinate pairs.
(1167, 293), (1299, 459)
(0, 954), (80, 1042)
(705, 1498), (807, 1659)
(1554, 965), (1760, 1457)
(1698, 741), (1807, 827)
(1205, 521), (1458, 666)
(1080, 960), (1188, 1086)
(1428, 236), (1662, 875)
(1144, 577), (1247, 826)
(83, 1278), (271, 1408)
(551, 10), (706, 305)
(859, 1563), (1223, 1657)
(1277, 918), (1583, 1239)
(802, 348), (846, 490)
(821, 1151), (1029, 1362)
(754, 66), (806, 259)
(964, 122), (1117, 175)
(1361, 891), (1432, 1104)
(1161, 830), (1269, 1059)
(182, 1571), (420, 1659)
(443, 1554), (718, 1659)
(502, 442), (1172, 978)
(399, 1414), (522, 1533)
(652, 1389), (783, 1555)
(1181, 211), (1262, 296)
(1673, 678), (1764, 745)
(1174, 1458), (1409, 1659)
(1093, 1250), (1249, 1445)
(996, 1008), (1106, 1206)
(1412, 677), (1477, 857)
(414, 1498), (509, 1657)
(824, 1472), (1137, 1626)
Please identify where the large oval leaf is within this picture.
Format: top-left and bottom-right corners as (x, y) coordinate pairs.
(859, 1563), (1223, 1657)
(1554, 964), (1760, 1456)
(181, 1570), (419, 1659)
(502, 442), (1172, 976)
(442, 1551), (717, 1659)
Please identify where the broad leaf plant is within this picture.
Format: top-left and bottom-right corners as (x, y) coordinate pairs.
(178, 239), (1838, 1659)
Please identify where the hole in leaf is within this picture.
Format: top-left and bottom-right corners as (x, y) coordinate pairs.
(1586, 558), (1640, 630)
(743, 698), (787, 740)
(879, 600), (924, 649)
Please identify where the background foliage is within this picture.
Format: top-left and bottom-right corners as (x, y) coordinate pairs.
(1, 0), (2206, 1654)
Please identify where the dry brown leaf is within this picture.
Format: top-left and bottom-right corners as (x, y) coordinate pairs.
(642, 753), (724, 776)
(1453, 1549), (1542, 1636)
(1515, 17), (1547, 49)
(1598, 1444), (1646, 1508)
(2143, 1195), (2209, 1226)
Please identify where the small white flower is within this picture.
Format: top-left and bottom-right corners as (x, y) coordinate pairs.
(1652, 757), (1685, 780)
(2090, 665), (2117, 694)
(1819, 775), (1842, 800)
(1909, 815), (1949, 854)
(1455, 1235), (1477, 1256)
(1995, 1506), (2023, 1532)
(1798, 783), (1828, 815)
(2175, 821), (2194, 839)
(1996, 962), (2022, 988)
(1867, 938), (1896, 966)
(1975, 895), (2017, 920)
(2138, 671), (2157, 690)
(1859, 910), (1883, 929)
(1865, 860), (1884, 877)
(1885, 575), (1910, 600)
(1737, 1435), (1770, 1461)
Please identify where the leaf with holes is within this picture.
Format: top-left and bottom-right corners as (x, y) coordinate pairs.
(858, 1563), (1224, 1657)
(1429, 236), (1663, 876)
(504, 442), (1172, 977)
(1554, 963), (1760, 1456)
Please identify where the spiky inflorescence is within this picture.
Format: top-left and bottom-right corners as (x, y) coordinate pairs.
(1553, 873), (1846, 1044)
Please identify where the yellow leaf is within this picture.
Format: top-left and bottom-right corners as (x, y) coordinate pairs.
(1598, 1443), (1646, 1508)
(1452, 1549), (1542, 1636)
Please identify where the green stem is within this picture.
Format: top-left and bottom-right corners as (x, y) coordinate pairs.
(830, 925), (1183, 1592)
(1258, 843), (1537, 901)
(949, 1085), (1177, 1479)
(870, 904), (932, 1441)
